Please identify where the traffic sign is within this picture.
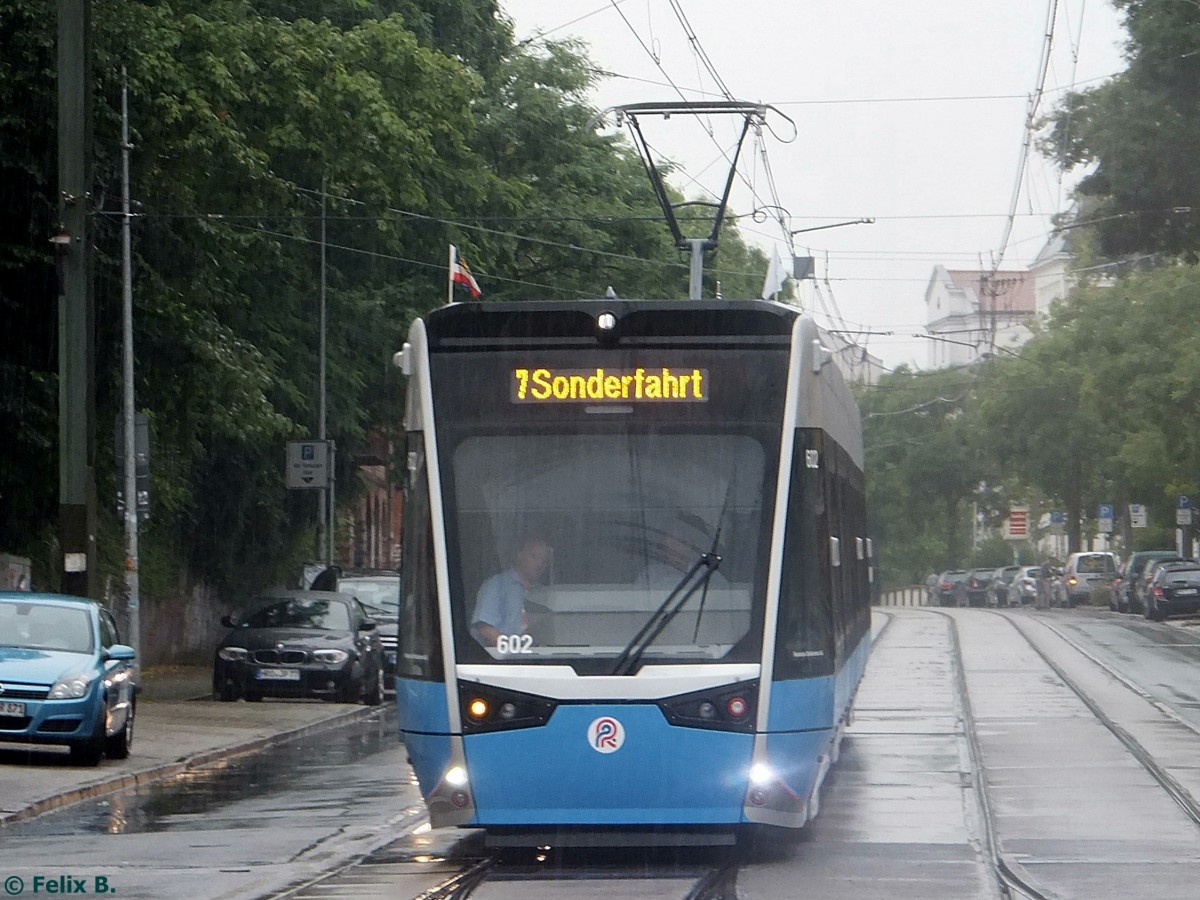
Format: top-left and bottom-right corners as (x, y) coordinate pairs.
(1179, 495), (1193, 509)
(1098, 503), (1114, 534)
(286, 440), (331, 489)
(1178, 508), (1193, 526)
(1007, 507), (1029, 539)
(1129, 504), (1148, 528)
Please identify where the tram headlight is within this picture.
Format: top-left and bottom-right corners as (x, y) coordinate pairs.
(748, 763), (776, 786)
(468, 697), (490, 721)
(658, 681), (758, 733)
(458, 681), (557, 733)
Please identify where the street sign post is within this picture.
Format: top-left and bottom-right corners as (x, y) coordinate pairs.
(287, 440), (331, 490)
(1098, 503), (1114, 534)
(1176, 494), (1192, 526)
(1007, 507), (1029, 539)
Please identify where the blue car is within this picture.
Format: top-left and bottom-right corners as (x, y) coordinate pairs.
(0, 592), (138, 765)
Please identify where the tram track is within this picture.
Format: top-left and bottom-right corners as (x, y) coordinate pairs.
(411, 854), (739, 900)
(933, 609), (1052, 900)
(935, 606), (1200, 899)
(997, 611), (1200, 831)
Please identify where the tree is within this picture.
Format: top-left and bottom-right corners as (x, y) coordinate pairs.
(0, 0), (767, 599)
(861, 367), (986, 586)
(1043, 1), (1200, 260)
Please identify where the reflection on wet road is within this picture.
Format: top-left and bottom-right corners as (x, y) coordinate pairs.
(3, 610), (1200, 899)
(0, 706), (428, 900)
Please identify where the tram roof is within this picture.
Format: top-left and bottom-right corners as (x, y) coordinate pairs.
(423, 298), (803, 344)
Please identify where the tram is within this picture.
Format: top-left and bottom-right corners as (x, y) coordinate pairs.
(394, 298), (871, 845)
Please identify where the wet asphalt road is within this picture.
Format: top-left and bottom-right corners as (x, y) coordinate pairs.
(2, 608), (1200, 899)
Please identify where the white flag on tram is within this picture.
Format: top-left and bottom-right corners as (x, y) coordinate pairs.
(761, 245), (787, 300)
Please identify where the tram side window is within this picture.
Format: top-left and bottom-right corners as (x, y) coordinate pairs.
(775, 429), (834, 679)
(818, 440), (872, 666)
(399, 436), (443, 680)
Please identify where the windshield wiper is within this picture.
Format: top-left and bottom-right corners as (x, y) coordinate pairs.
(610, 552), (723, 676)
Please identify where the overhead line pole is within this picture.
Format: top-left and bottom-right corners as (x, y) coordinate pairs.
(57, 0), (97, 597)
(119, 67), (140, 655)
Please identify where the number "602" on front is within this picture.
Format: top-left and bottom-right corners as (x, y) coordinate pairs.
(496, 634), (533, 654)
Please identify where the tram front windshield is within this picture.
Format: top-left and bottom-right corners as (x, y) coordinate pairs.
(433, 349), (783, 671)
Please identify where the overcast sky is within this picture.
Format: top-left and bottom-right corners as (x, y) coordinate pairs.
(499, 0), (1128, 369)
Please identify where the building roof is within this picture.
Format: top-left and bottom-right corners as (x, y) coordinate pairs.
(945, 269), (1036, 313)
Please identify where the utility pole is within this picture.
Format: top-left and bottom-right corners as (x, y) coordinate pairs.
(119, 67), (140, 655)
(317, 178), (332, 565)
(57, 0), (97, 597)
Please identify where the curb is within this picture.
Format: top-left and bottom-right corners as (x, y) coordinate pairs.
(0, 704), (382, 829)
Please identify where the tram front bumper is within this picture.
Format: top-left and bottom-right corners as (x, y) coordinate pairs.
(458, 704), (759, 827)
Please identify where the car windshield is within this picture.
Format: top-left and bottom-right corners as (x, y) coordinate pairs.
(0, 600), (94, 653)
(240, 597), (351, 631)
(1077, 556), (1115, 574)
(1164, 570), (1200, 585)
(339, 577), (400, 616)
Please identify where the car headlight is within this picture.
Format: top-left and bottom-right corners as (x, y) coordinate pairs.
(218, 647), (249, 662)
(48, 671), (98, 699)
(312, 649), (350, 665)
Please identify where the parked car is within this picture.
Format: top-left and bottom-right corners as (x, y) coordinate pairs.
(1143, 561), (1200, 621)
(991, 565), (1022, 607)
(956, 568), (995, 608)
(1008, 566), (1041, 606)
(1058, 552), (1119, 607)
(310, 567), (400, 691)
(0, 592), (138, 765)
(1134, 557), (1192, 616)
(935, 570), (969, 606)
(1118, 550), (1179, 614)
(213, 590), (384, 705)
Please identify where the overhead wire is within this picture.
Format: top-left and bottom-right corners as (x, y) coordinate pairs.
(993, 0), (1061, 270)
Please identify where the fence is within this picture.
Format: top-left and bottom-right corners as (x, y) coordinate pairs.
(876, 584), (931, 607)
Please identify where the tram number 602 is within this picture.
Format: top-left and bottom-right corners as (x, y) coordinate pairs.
(496, 634), (534, 654)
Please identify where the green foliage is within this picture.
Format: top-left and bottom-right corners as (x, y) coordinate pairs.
(1043, 1), (1200, 259)
(0, 0), (767, 601)
(864, 264), (1200, 584)
(861, 366), (983, 586)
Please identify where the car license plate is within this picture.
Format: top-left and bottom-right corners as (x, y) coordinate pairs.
(1175, 588), (1197, 596)
(0, 701), (26, 717)
(256, 668), (300, 681)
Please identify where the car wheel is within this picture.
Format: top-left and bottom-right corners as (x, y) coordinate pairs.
(216, 676), (238, 705)
(337, 673), (361, 704)
(69, 711), (105, 766)
(105, 702), (134, 760)
(365, 666), (384, 707)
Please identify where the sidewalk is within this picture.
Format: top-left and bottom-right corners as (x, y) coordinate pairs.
(0, 665), (385, 827)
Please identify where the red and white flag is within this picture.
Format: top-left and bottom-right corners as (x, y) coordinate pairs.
(449, 245), (482, 299)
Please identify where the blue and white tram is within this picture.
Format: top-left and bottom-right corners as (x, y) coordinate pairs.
(394, 298), (871, 844)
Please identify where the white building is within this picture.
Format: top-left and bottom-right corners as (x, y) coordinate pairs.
(924, 266), (1038, 368)
(924, 216), (1090, 370)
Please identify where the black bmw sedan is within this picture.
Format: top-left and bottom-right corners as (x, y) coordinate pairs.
(213, 590), (384, 705)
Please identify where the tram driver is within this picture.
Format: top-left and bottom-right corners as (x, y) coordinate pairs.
(470, 535), (553, 648)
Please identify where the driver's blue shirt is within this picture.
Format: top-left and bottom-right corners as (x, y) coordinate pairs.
(471, 569), (527, 640)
